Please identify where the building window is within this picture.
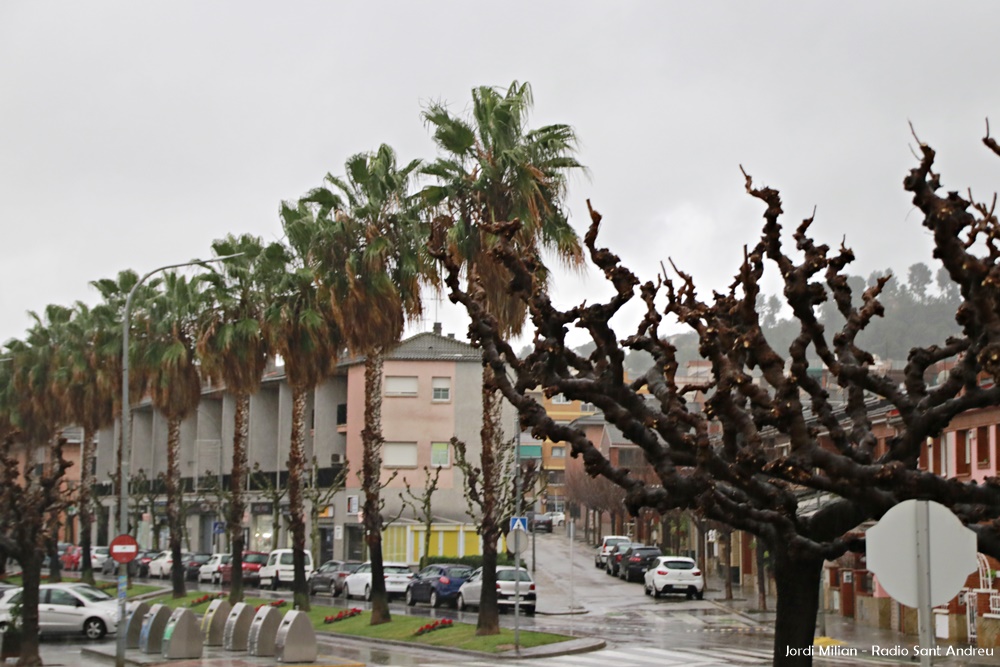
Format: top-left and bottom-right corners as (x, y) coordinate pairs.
(551, 446), (566, 458)
(431, 442), (450, 467)
(551, 394), (571, 405)
(384, 442), (418, 467)
(977, 426), (990, 467)
(385, 376), (418, 397)
(580, 402), (596, 412)
(955, 430), (971, 475)
(432, 377), (451, 402)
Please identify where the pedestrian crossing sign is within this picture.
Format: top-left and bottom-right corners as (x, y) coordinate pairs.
(510, 516), (527, 532)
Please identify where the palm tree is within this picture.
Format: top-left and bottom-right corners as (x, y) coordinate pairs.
(305, 144), (432, 625)
(264, 218), (342, 612)
(142, 272), (205, 598)
(197, 235), (277, 604)
(422, 81), (585, 634)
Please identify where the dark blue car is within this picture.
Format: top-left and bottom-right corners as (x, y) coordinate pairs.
(404, 563), (473, 608)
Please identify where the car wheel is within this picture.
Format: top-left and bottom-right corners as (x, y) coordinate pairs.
(695, 589), (704, 600)
(653, 587), (662, 599)
(212, 573), (220, 585)
(456, 593), (466, 611)
(364, 585), (371, 602)
(84, 617), (107, 640)
(344, 585), (351, 599)
(329, 581), (337, 597)
(686, 590), (694, 600)
(430, 590), (440, 608)
(405, 588), (416, 606)
(644, 583), (651, 596)
(524, 606), (535, 615)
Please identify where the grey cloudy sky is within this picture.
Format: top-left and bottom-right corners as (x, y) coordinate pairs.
(3, 1), (1000, 348)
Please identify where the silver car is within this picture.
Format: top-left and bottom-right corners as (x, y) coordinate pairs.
(457, 566), (536, 614)
(0, 583), (120, 639)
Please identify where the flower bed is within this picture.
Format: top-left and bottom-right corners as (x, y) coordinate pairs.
(190, 593), (226, 607)
(254, 599), (287, 611)
(323, 608), (362, 624)
(414, 618), (453, 636)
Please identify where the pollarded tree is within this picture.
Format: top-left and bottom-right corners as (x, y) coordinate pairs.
(264, 220), (343, 612)
(303, 144), (431, 625)
(432, 131), (1000, 666)
(197, 235), (279, 604)
(143, 272), (205, 598)
(422, 81), (585, 635)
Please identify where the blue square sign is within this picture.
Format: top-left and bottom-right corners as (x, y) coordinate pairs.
(510, 516), (527, 532)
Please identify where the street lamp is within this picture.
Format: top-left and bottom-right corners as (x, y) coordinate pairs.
(115, 253), (240, 667)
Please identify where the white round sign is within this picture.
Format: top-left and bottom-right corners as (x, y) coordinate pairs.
(866, 499), (978, 608)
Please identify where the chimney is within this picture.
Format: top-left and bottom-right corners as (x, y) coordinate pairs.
(447, 333), (455, 339)
(432, 322), (442, 335)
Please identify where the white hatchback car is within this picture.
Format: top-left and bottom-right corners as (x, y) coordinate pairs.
(259, 548), (314, 590)
(457, 566), (536, 614)
(0, 583), (120, 639)
(147, 550), (193, 578)
(594, 535), (630, 568)
(643, 556), (705, 599)
(342, 562), (413, 601)
(198, 553), (231, 584)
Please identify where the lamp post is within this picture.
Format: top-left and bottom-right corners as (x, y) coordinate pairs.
(115, 254), (240, 667)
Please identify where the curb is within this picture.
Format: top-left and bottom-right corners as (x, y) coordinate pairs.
(318, 631), (606, 660)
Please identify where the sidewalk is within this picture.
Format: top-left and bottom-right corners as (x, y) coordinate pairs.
(702, 575), (997, 666)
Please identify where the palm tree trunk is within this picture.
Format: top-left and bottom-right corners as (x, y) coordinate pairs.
(288, 387), (310, 611)
(362, 352), (390, 625)
(475, 369), (502, 636)
(165, 417), (186, 598)
(228, 394), (249, 604)
(79, 431), (95, 584)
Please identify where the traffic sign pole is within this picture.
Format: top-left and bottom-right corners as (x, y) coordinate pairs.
(915, 501), (933, 667)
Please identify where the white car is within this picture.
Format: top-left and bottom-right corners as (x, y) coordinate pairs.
(457, 566), (536, 614)
(198, 553), (231, 584)
(89, 546), (111, 572)
(343, 562), (413, 601)
(594, 535), (630, 568)
(259, 549), (314, 590)
(643, 556), (704, 599)
(0, 583), (120, 639)
(147, 550), (193, 578)
(544, 511), (566, 526)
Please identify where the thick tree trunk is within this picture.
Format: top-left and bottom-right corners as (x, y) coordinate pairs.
(228, 394), (249, 604)
(166, 417), (186, 598)
(288, 387), (310, 611)
(771, 550), (822, 666)
(80, 431), (95, 584)
(15, 551), (43, 667)
(475, 372), (502, 635)
(361, 353), (390, 624)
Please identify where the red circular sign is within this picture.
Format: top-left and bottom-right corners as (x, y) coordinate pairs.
(109, 534), (139, 564)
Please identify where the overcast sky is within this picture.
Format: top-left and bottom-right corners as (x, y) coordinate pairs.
(3, 2), (1000, 350)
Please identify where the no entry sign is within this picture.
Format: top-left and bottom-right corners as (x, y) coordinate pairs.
(109, 534), (139, 564)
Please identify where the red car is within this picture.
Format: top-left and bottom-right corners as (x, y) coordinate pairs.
(219, 551), (268, 585)
(60, 545), (82, 571)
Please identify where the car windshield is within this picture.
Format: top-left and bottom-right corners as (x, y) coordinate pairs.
(606, 538), (628, 547)
(192, 555), (211, 563)
(444, 566), (472, 578)
(341, 563), (362, 573)
(244, 553), (267, 564)
(664, 560), (696, 569)
(384, 566), (411, 575)
(496, 569), (532, 582)
(71, 585), (113, 602)
(220, 555), (231, 564)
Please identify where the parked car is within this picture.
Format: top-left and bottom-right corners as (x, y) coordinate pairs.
(405, 563), (473, 608)
(259, 548), (314, 590)
(147, 550), (193, 578)
(618, 545), (663, 582)
(89, 546), (111, 572)
(544, 511), (566, 526)
(0, 583), (120, 639)
(135, 551), (158, 578)
(309, 560), (361, 596)
(457, 566), (535, 614)
(594, 535), (630, 568)
(343, 562), (413, 601)
(219, 551), (268, 584)
(184, 553), (213, 581)
(606, 542), (644, 576)
(61, 545), (83, 571)
(527, 512), (553, 533)
(198, 553), (231, 584)
(643, 556), (704, 599)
